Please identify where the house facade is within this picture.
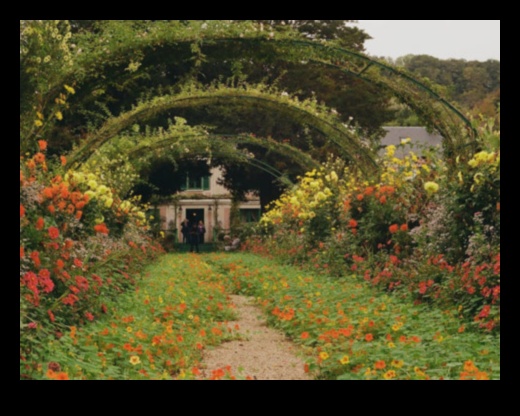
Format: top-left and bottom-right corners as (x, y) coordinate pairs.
(158, 166), (261, 243)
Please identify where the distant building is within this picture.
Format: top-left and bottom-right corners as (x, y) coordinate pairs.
(158, 166), (260, 243)
(379, 126), (443, 158)
(159, 127), (443, 241)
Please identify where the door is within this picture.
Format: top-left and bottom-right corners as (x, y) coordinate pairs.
(186, 209), (204, 228)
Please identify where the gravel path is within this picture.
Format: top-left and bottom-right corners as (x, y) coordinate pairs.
(199, 294), (312, 380)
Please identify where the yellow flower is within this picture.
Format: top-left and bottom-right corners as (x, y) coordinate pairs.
(319, 352), (329, 360)
(339, 355), (350, 365)
(391, 324), (401, 331)
(400, 137), (411, 145)
(126, 326), (133, 333)
(457, 171), (464, 183)
(160, 231), (165, 238)
(55, 111), (63, 121)
(391, 359), (404, 369)
(387, 342), (396, 348)
(386, 145), (396, 157)
(34, 120), (43, 127)
(36, 111), (44, 120)
(424, 181), (439, 195)
(421, 164), (431, 173)
(64, 84), (76, 94)
(129, 356), (141, 365)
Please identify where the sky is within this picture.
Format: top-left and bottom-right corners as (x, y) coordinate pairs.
(355, 20), (500, 61)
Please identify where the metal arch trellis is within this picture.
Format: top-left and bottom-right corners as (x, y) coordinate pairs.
(66, 89), (378, 174)
(47, 30), (478, 169)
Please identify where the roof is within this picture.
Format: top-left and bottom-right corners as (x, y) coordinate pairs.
(379, 126), (443, 157)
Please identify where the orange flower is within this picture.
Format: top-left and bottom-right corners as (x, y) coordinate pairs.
(400, 224), (408, 232)
(38, 140), (47, 151)
(60, 156), (67, 166)
(379, 195), (387, 204)
(375, 360), (386, 370)
(463, 360), (477, 372)
(364, 186), (375, 196)
(94, 223), (109, 235)
(191, 367), (200, 376)
(349, 219), (358, 228)
(20, 204), (25, 218)
(75, 210), (83, 220)
(48, 227), (60, 239)
(389, 224), (399, 233)
(35, 217), (45, 230)
(48, 204), (56, 214)
(301, 331), (310, 340)
(365, 333), (373, 342)
(33, 152), (45, 164)
(46, 369), (57, 379)
(20, 246), (25, 259)
(356, 194), (364, 201)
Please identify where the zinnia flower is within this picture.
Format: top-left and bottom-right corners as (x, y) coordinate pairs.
(319, 352), (329, 360)
(383, 370), (397, 380)
(389, 224), (399, 234)
(129, 356), (141, 365)
(340, 355), (350, 365)
(38, 140), (47, 151)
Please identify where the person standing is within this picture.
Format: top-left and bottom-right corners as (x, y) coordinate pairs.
(181, 219), (190, 244)
(189, 223), (200, 253)
(198, 220), (206, 244)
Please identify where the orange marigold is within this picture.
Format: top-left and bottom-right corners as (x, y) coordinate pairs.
(400, 224), (408, 232)
(38, 140), (47, 151)
(375, 360), (386, 370)
(301, 331), (310, 339)
(389, 224), (399, 233)
(365, 333), (373, 342)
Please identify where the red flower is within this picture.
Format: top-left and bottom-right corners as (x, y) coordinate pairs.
(301, 331), (310, 340)
(38, 140), (47, 151)
(400, 224), (408, 232)
(85, 312), (94, 321)
(35, 217), (45, 230)
(365, 333), (373, 342)
(379, 195), (387, 204)
(48, 227), (60, 240)
(389, 224), (399, 234)
(349, 219), (358, 228)
(30, 251), (41, 268)
(20, 246), (25, 259)
(20, 204), (25, 218)
(356, 194), (364, 201)
(48, 309), (55, 322)
(60, 156), (67, 166)
(94, 223), (109, 235)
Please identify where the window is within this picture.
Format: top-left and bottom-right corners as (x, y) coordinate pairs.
(240, 209), (261, 223)
(181, 174), (210, 191)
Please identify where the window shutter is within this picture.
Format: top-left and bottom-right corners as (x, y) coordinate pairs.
(203, 175), (210, 190)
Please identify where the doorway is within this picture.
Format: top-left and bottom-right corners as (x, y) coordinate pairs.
(186, 209), (204, 228)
